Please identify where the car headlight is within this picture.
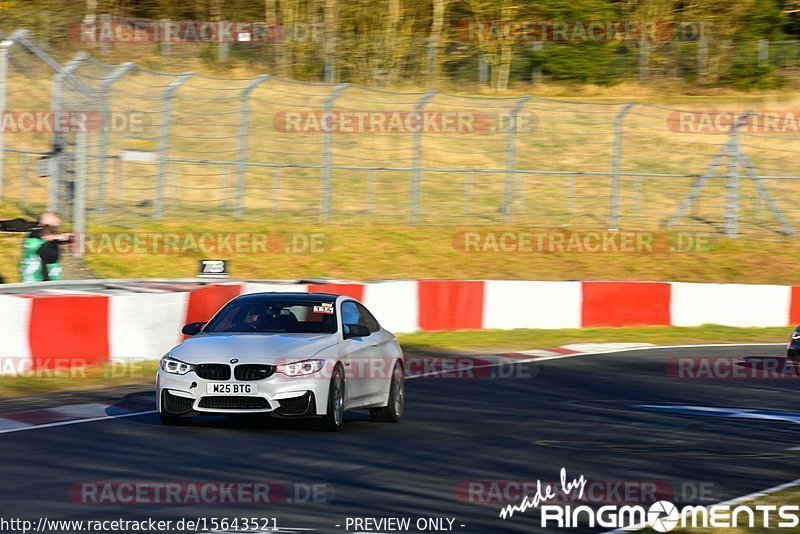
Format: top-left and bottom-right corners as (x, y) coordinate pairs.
(276, 359), (325, 377)
(160, 355), (195, 375)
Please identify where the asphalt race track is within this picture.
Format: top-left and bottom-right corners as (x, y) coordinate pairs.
(1, 344), (798, 533)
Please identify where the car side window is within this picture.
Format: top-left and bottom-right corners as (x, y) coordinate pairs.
(340, 301), (362, 327)
(355, 303), (380, 333)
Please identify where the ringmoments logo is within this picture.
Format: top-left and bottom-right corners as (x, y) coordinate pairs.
(498, 468), (800, 530)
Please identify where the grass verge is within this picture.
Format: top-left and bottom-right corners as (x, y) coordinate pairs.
(3, 218), (800, 285)
(0, 325), (788, 398)
(0, 360), (158, 398)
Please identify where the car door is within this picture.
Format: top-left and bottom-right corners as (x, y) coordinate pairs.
(339, 300), (374, 403)
(353, 302), (393, 399)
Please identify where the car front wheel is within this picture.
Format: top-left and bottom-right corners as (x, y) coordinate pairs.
(319, 364), (345, 431)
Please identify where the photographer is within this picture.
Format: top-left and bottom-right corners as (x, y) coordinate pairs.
(19, 213), (74, 282)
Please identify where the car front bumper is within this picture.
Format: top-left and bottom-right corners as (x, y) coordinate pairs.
(156, 369), (331, 416)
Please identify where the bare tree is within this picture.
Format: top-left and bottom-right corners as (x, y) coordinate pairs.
(428, 0), (447, 85)
(464, 0), (518, 90)
(323, 0), (336, 81)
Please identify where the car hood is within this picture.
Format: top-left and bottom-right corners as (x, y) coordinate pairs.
(170, 333), (338, 364)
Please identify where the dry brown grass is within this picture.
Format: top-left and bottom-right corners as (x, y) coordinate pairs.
(4, 53), (800, 237)
(2, 214), (800, 285)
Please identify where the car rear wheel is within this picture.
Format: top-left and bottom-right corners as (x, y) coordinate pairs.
(370, 361), (404, 423)
(159, 412), (193, 426)
(319, 364), (345, 431)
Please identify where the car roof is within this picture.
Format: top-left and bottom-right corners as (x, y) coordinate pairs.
(232, 292), (342, 303)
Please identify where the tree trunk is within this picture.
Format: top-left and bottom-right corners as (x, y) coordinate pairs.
(264, 0), (277, 68)
(84, 0), (98, 48)
(280, 0), (298, 78)
(428, 0), (446, 85)
(383, 0), (402, 84)
(323, 0), (337, 82)
(495, 4), (512, 90)
(265, 0), (276, 21)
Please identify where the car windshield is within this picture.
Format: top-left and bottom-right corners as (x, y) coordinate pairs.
(204, 298), (337, 334)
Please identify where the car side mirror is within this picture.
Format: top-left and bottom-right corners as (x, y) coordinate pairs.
(181, 322), (206, 336)
(344, 323), (370, 339)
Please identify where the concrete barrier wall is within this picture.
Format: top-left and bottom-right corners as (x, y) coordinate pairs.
(0, 279), (796, 373)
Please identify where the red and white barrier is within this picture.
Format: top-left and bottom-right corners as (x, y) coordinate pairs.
(0, 279), (797, 373)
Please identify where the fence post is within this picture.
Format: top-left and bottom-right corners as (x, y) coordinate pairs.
(609, 102), (636, 229)
(154, 72), (192, 220)
(98, 62), (135, 214)
(410, 91), (436, 224)
(73, 131), (87, 258)
(234, 74), (269, 218)
(0, 39), (12, 200)
(321, 83), (349, 222)
(725, 113), (746, 238)
(49, 52), (90, 213)
(503, 95), (530, 221)
(737, 136), (794, 237)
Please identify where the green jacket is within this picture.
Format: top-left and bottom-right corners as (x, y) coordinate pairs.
(20, 231), (62, 282)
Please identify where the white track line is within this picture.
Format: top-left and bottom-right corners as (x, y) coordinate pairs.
(0, 410), (157, 435)
(604, 478), (800, 533)
(0, 342), (785, 435)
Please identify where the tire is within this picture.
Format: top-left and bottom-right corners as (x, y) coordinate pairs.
(370, 361), (404, 423)
(159, 412), (193, 426)
(319, 364), (345, 431)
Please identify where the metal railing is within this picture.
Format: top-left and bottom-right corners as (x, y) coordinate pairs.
(1, 32), (799, 240)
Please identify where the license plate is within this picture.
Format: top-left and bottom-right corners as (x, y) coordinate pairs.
(206, 382), (253, 395)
